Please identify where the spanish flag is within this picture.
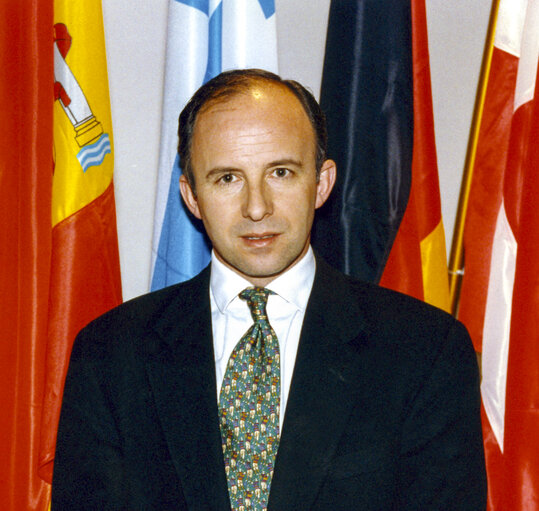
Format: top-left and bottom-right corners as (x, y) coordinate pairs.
(312, 0), (449, 311)
(39, 0), (123, 484)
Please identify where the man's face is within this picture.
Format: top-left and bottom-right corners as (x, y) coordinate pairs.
(180, 82), (336, 287)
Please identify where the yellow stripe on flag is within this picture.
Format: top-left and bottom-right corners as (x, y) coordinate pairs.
(53, 0), (113, 226)
(420, 220), (450, 312)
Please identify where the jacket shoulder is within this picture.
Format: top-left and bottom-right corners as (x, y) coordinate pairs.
(313, 256), (472, 357)
(71, 267), (211, 360)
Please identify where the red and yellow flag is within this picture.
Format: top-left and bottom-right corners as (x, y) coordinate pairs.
(39, 0), (123, 483)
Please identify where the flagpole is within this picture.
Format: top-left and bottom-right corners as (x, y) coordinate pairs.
(448, 0), (501, 316)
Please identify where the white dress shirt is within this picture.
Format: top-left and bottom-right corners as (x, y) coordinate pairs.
(210, 246), (316, 428)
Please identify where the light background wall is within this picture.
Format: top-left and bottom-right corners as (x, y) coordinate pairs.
(102, 0), (492, 301)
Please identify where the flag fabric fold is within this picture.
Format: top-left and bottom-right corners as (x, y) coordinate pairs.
(457, 0), (539, 508)
(312, 0), (449, 311)
(0, 2), (54, 509)
(150, 0), (278, 291)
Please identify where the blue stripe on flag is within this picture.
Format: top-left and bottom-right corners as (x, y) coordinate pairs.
(257, 0), (275, 19)
(77, 133), (111, 172)
(174, 0), (209, 15)
(203, 2), (223, 83)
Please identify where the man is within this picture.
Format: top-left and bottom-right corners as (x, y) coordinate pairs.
(52, 69), (486, 510)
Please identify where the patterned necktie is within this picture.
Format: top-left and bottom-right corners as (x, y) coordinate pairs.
(219, 287), (281, 511)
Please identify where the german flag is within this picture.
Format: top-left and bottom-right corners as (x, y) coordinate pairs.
(312, 0), (449, 311)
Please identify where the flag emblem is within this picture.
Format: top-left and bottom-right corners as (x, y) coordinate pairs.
(53, 23), (111, 172)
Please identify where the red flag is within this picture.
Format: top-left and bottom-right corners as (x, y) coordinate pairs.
(380, 0), (449, 312)
(458, 1), (539, 508)
(0, 2), (53, 509)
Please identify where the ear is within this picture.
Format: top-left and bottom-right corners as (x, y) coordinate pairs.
(179, 174), (202, 219)
(315, 159), (337, 209)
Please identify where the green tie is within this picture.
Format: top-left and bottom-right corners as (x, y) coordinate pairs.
(219, 287), (281, 511)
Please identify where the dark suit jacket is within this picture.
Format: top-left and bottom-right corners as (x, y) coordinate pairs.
(52, 258), (486, 510)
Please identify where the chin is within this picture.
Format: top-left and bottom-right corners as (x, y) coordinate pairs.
(241, 266), (284, 281)
(239, 258), (298, 283)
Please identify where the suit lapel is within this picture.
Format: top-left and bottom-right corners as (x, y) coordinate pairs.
(144, 268), (230, 510)
(268, 259), (368, 510)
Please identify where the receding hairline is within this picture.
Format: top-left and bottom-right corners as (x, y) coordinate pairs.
(196, 77), (310, 118)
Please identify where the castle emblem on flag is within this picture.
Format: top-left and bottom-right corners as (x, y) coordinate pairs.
(53, 23), (111, 172)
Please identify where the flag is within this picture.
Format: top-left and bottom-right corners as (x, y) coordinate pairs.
(150, 0), (278, 290)
(457, 0), (539, 508)
(458, 0), (524, 352)
(0, 2), (54, 509)
(379, 0), (449, 310)
(38, 0), (123, 485)
(311, 0), (449, 311)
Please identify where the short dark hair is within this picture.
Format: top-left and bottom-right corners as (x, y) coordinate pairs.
(178, 68), (328, 190)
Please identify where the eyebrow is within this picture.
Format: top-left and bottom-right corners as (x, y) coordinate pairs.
(266, 158), (304, 169)
(205, 158), (305, 179)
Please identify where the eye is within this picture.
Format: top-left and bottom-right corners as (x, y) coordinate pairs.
(272, 167), (291, 178)
(218, 173), (237, 184)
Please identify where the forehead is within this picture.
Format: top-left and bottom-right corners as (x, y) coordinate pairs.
(193, 82), (315, 145)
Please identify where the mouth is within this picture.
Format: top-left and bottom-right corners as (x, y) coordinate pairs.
(244, 234), (277, 240)
(241, 233), (280, 247)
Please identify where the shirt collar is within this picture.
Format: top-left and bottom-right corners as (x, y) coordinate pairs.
(210, 246), (316, 313)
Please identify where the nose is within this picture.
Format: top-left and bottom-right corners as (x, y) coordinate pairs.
(241, 179), (272, 221)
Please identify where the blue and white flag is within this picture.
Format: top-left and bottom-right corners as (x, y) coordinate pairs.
(150, 0), (278, 290)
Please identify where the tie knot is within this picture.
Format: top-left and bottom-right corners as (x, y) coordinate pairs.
(239, 287), (273, 322)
